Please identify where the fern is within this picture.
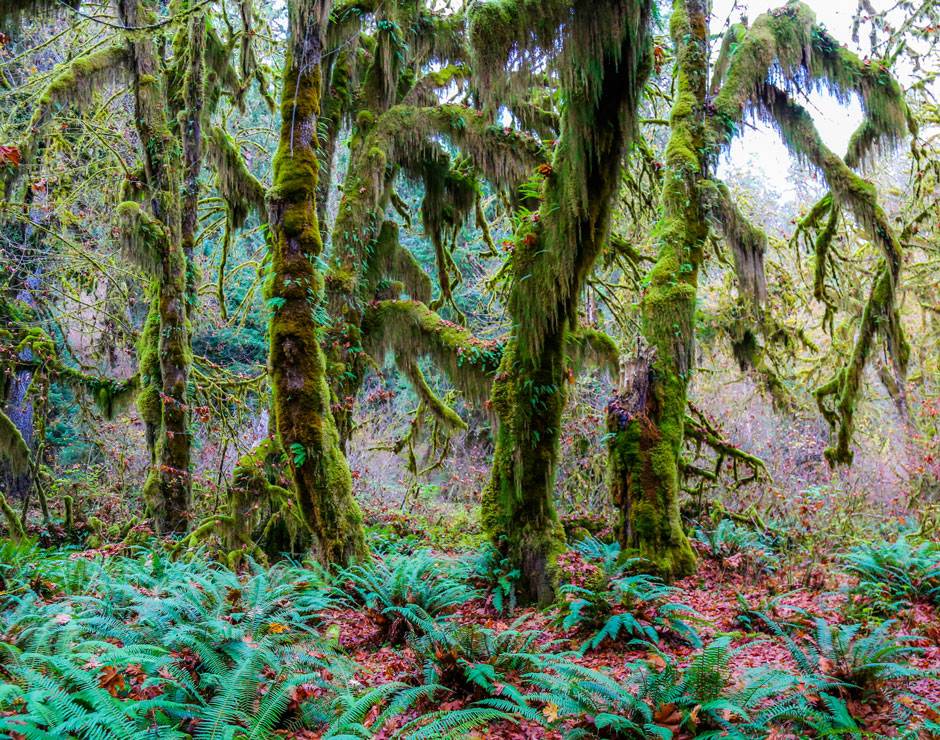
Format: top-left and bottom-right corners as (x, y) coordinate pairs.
(335, 549), (477, 644)
(558, 539), (702, 652)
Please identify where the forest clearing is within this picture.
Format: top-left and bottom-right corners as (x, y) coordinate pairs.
(0, 0), (938, 737)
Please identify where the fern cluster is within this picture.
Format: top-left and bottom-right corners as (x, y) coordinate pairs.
(842, 535), (940, 615)
(557, 538), (702, 652)
(693, 519), (777, 574)
(334, 549), (476, 644)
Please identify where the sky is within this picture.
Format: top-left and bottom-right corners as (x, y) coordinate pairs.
(710, 0), (869, 200)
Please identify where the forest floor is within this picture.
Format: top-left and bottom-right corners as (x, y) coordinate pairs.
(2, 506), (939, 738)
(326, 540), (940, 739)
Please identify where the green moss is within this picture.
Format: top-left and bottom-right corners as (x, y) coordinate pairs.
(227, 439), (312, 558)
(267, 19), (367, 568)
(606, 0), (705, 581)
(206, 126), (266, 229)
(0, 492), (26, 541)
(362, 299), (502, 406)
(31, 44), (128, 130)
(0, 409), (30, 476)
(115, 201), (167, 276)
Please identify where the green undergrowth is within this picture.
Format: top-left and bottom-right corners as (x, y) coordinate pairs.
(0, 519), (937, 739)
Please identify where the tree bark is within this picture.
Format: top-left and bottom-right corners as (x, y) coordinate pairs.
(482, 0), (654, 605)
(607, 0), (707, 579)
(267, 0), (367, 567)
(120, 0), (193, 534)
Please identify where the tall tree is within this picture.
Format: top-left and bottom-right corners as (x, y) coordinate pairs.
(468, 0), (654, 605)
(266, 0), (368, 566)
(610, 0), (913, 575)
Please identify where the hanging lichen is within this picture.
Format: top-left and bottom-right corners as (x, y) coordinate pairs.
(115, 201), (167, 277)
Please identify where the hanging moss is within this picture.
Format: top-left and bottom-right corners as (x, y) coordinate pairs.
(30, 44), (128, 129)
(707, 180), (767, 308)
(206, 126), (267, 229)
(362, 299), (502, 406)
(765, 91), (908, 465)
(54, 366), (139, 420)
(705, 1), (911, 467)
(0, 491), (26, 541)
(471, 0), (654, 603)
(469, 0), (645, 118)
(709, 2), (910, 165)
(0, 0), (79, 24)
(115, 201), (167, 276)
(399, 358), (468, 432)
(565, 327), (619, 377)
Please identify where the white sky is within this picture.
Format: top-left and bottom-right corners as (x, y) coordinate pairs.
(711, 0), (868, 200)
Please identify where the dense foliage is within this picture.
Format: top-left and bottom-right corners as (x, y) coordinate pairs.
(0, 0), (937, 736)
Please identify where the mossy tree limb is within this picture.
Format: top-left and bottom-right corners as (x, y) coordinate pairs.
(266, 0), (367, 568)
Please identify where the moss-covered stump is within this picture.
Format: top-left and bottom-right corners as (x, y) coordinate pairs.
(228, 439), (311, 559)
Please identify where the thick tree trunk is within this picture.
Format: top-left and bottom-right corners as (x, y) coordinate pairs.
(607, 0), (707, 579)
(482, 339), (567, 606)
(483, 2), (654, 606)
(267, 0), (367, 567)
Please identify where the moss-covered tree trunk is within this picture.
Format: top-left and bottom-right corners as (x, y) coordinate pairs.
(481, 1), (653, 606)
(607, 0), (706, 579)
(267, 0), (367, 567)
(119, 0), (192, 534)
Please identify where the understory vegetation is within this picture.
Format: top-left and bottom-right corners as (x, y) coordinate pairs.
(0, 522), (939, 737)
(0, 0), (937, 736)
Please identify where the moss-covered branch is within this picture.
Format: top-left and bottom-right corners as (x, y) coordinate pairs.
(565, 327), (619, 377)
(705, 180), (767, 308)
(115, 201), (168, 276)
(0, 408), (30, 475)
(206, 126), (267, 229)
(361, 299), (502, 406)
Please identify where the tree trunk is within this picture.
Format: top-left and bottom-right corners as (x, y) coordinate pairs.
(607, 0), (707, 579)
(483, 1), (654, 605)
(120, 0), (192, 534)
(267, 0), (367, 567)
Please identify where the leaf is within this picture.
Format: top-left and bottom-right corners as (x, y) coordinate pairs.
(653, 702), (681, 729)
(289, 442), (307, 467)
(542, 702), (559, 722)
(0, 145), (21, 167)
(98, 665), (126, 697)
